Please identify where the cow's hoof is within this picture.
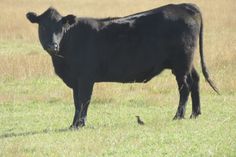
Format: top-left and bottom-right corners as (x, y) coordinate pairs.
(190, 112), (201, 119)
(173, 115), (185, 120)
(69, 125), (79, 130)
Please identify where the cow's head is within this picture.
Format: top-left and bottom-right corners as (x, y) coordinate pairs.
(26, 7), (76, 55)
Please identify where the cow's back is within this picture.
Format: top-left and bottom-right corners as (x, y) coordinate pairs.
(91, 3), (201, 82)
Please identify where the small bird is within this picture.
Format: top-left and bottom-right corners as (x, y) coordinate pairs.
(136, 116), (145, 125)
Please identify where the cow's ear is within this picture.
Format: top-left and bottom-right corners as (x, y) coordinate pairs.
(62, 14), (76, 25)
(26, 12), (39, 23)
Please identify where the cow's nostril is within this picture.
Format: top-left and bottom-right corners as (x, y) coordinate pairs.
(53, 43), (58, 48)
(46, 43), (59, 53)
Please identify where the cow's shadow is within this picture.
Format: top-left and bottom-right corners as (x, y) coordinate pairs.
(0, 128), (72, 139)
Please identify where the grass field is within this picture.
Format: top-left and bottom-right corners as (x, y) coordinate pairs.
(0, 0), (236, 156)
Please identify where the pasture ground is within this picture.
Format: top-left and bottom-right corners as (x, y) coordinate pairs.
(0, 0), (236, 156)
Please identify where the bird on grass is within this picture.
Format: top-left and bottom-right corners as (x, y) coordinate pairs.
(136, 116), (145, 125)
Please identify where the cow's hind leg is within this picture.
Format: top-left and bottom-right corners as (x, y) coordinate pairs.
(173, 72), (191, 120)
(189, 67), (201, 118)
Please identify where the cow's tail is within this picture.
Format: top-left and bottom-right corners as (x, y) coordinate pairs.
(199, 14), (220, 94)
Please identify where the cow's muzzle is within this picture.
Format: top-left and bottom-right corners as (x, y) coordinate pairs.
(46, 43), (64, 58)
(46, 42), (59, 53)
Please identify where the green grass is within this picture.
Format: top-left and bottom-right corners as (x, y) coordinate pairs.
(1, 73), (236, 156)
(0, 40), (41, 55)
(0, 40), (236, 156)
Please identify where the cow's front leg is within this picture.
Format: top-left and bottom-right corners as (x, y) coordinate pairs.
(70, 80), (94, 129)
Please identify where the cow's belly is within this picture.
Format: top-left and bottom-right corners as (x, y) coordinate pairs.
(96, 67), (164, 83)
(95, 57), (166, 83)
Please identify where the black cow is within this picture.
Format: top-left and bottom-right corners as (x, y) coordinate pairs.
(26, 3), (219, 129)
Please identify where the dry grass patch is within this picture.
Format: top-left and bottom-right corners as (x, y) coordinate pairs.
(0, 1), (235, 156)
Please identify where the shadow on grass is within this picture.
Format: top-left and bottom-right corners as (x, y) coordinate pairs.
(0, 128), (72, 139)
